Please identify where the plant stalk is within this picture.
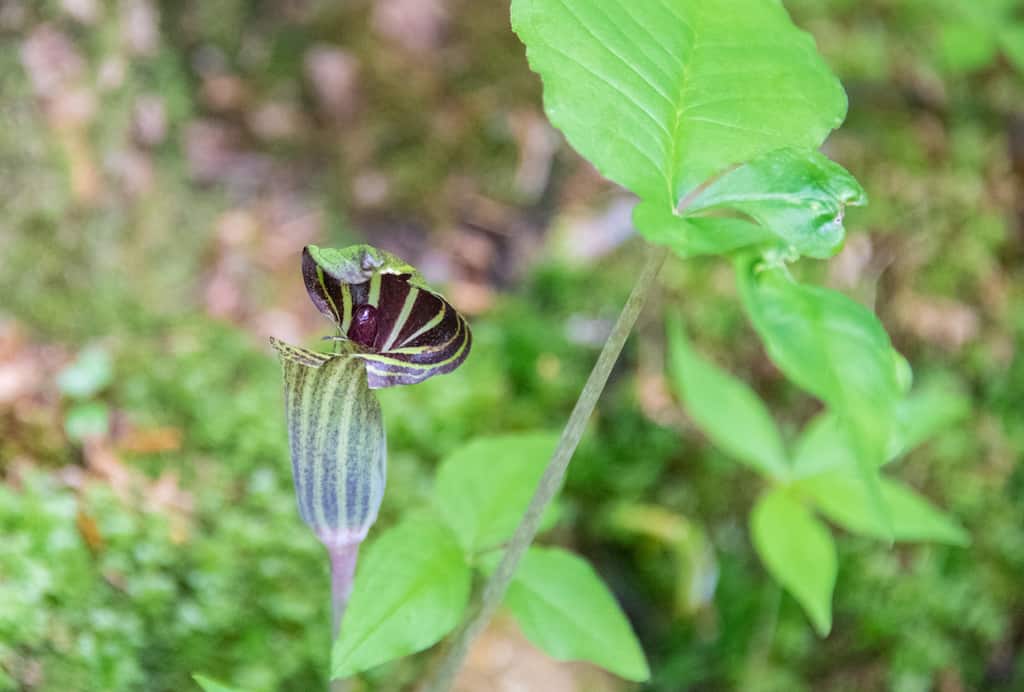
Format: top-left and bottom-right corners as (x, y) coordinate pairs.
(329, 542), (361, 638)
(422, 244), (669, 692)
(328, 543), (360, 692)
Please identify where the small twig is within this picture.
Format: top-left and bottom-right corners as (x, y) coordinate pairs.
(422, 244), (669, 692)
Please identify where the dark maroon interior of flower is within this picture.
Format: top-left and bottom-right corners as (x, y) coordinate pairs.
(348, 304), (379, 348)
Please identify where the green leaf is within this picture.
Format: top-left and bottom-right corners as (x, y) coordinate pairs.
(800, 472), (969, 546)
(633, 203), (777, 258)
(667, 316), (787, 478)
(511, 0), (847, 209)
(1001, 25), (1024, 74)
(331, 518), (472, 678)
(791, 412), (856, 479)
(433, 433), (559, 554)
(750, 489), (836, 636)
(503, 546), (650, 681)
(891, 380), (969, 459)
(57, 345), (112, 399)
(738, 261), (904, 533)
(64, 401), (110, 442)
(684, 149), (866, 259)
(192, 674), (243, 692)
(938, 23), (998, 73)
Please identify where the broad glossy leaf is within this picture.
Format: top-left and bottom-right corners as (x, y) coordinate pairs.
(303, 245), (471, 389)
(738, 261), (904, 532)
(751, 489), (836, 636)
(272, 338), (386, 546)
(511, 0), (847, 209)
(331, 518), (471, 678)
(503, 546), (650, 681)
(800, 472), (969, 546)
(667, 316), (787, 478)
(684, 148), (866, 258)
(433, 433), (559, 554)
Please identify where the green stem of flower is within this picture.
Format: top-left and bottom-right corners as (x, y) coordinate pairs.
(422, 244), (669, 692)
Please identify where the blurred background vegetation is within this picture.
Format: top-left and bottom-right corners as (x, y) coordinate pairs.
(1, 0), (1022, 690)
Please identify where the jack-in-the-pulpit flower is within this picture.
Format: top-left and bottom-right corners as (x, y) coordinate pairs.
(271, 244), (471, 636)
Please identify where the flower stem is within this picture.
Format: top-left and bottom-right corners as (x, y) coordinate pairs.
(328, 543), (360, 692)
(329, 543), (360, 638)
(422, 244), (669, 692)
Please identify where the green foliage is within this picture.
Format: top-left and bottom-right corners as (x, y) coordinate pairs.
(334, 431), (646, 681)
(666, 318), (969, 634)
(331, 519), (472, 678)
(433, 433), (559, 554)
(502, 547), (650, 681)
(667, 317), (787, 479)
(750, 489), (837, 636)
(683, 149), (866, 259)
(933, 0), (1024, 74)
(192, 674), (242, 692)
(799, 473), (969, 545)
(511, 0), (847, 209)
(737, 260), (905, 530)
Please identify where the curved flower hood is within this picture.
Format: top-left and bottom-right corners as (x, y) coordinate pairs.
(302, 244), (472, 389)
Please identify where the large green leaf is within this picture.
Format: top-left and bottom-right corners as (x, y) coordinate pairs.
(511, 0), (847, 210)
(433, 433), (559, 554)
(331, 518), (471, 678)
(800, 472), (969, 546)
(750, 489), (837, 636)
(667, 316), (788, 478)
(502, 546), (650, 681)
(738, 261), (905, 532)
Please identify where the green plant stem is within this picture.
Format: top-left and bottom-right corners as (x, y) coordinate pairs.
(422, 244), (669, 692)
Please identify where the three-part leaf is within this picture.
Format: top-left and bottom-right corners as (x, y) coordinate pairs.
(750, 489), (837, 636)
(501, 546), (650, 682)
(511, 0), (847, 210)
(331, 518), (471, 678)
(738, 261), (905, 531)
(799, 472), (969, 546)
(667, 316), (788, 478)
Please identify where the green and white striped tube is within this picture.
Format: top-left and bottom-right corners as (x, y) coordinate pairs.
(271, 337), (386, 549)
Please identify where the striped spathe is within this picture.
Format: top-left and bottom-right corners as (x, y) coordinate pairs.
(302, 244), (472, 389)
(271, 337), (386, 549)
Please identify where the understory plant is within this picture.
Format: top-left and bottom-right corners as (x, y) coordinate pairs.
(207, 0), (971, 689)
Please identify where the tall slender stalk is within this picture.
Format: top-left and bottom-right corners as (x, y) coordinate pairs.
(423, 244), (669, 692)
